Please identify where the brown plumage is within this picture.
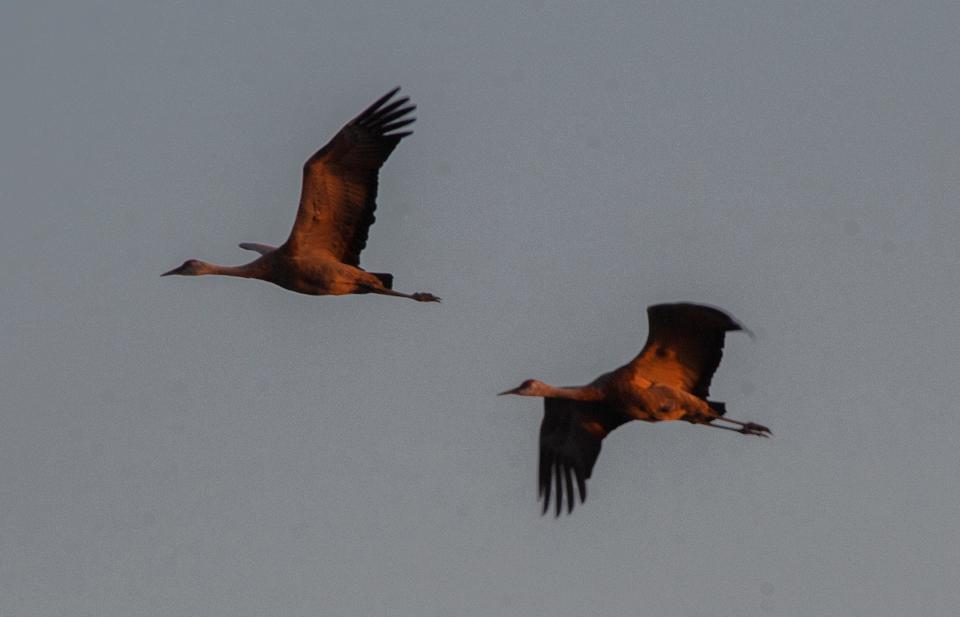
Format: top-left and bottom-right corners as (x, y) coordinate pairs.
(499, 303), (770, 516)
(162, 88), (440, 303)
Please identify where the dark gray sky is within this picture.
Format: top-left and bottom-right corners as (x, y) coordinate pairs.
(2, 2), (959, 615)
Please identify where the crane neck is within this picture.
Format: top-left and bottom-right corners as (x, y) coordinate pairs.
(206, 259), (269, 279)
(542, 384), (605, 402)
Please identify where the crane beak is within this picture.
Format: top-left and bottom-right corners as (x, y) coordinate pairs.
(498, 386), (520, 396)
(161, 263), (188, 276)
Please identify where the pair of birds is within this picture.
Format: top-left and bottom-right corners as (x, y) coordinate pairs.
(164, 87), (772, 516)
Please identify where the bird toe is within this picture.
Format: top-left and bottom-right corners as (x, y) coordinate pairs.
(740, 422), (772, 437)
(413, 292), (441, 303)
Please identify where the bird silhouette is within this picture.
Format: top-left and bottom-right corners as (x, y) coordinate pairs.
(499, 303), (769, 516)
(162, 87), (440, 303)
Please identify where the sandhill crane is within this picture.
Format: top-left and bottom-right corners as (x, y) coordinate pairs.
(499, 303), (769, 516)
(162, 88), (440, 303)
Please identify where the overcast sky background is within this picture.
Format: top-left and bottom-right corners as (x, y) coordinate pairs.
(2, 2), (959, 616)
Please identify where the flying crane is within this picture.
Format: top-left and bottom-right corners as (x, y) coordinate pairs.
(499, 303), (769, 515)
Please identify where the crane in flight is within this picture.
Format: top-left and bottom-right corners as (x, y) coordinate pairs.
(499, 303), (769, 516)
(162, 87), (440, 303)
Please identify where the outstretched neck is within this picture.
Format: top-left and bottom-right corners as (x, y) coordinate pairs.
(540, 384), (605, 401)
(204, 259), (269, 279)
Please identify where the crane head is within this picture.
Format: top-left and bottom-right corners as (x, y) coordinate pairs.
(162, 259), (207, 277)
(498, 379), (547, 396)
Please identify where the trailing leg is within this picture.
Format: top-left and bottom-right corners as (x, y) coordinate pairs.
(369, 287), (441, 303)
(704, 417), (772, 437)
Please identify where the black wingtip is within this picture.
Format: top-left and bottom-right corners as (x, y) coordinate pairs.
(538, 464), (588, 517)
(370, 107), (416, 130)
(648, 302), (752, 335)
(360, 99), (410, 128)
(353, 87), (403, 125)
(381, 117), (416, 134)
(554, 465), (563, 518)
(539, 454), (552, 515)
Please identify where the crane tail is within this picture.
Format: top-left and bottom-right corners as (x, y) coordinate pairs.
(371, 272), (394, 289)
(238, 242), (276, 255)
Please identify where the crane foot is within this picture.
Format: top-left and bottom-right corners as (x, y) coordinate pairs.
(412, 292), (441, 303)
(738, 422), (772, 437)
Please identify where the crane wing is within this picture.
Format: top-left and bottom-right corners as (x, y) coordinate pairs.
(286, 88), (415, 265)
(538, 398), (629, 516)
(624, 303), (748, 398)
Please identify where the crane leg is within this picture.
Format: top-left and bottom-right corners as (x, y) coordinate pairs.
(705, 418), (772, 437)
(368, 287), (441, 303)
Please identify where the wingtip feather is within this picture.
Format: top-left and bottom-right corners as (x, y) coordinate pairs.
(353, 87), (403, 125)
(381, 118), (416, 133)
(554, 465), (563, 518)
(564, 467), (575, 514)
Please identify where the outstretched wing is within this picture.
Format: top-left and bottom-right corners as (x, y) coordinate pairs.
(287, 88), (415, 265)
(624, 303), (748, 398)
(538, 398), (629, 516)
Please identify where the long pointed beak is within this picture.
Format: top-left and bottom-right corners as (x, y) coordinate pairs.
(161, 265), (185, 277)
(498, 387), (519, 396)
